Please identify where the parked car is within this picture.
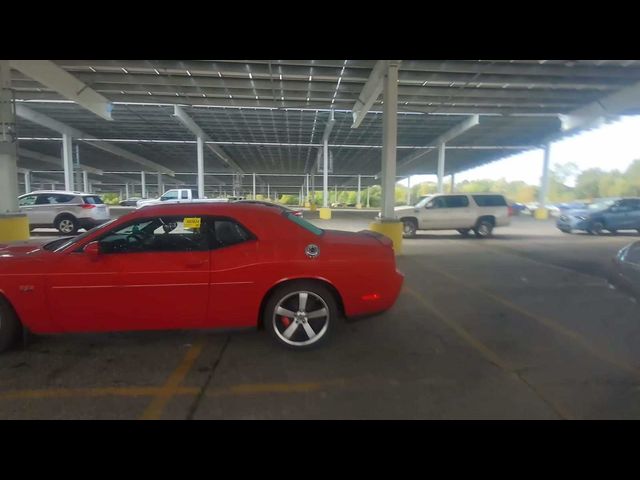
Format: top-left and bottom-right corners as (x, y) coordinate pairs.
(234, 199), (303, 217)
(18, 191), (110, 234)
(0, 202), (403, 352)
(392, 193), (511, 238)
(556, 197), (640, 235)
(609, 241), (640, 299)
(136, 189), (227, 208)
(508, 202), (527, 216)
(119, 197), (143, 207)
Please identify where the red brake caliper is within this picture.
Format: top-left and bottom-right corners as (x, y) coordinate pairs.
(281, 316), (292, 327)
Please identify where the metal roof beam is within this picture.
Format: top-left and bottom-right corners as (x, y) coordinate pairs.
(559, 80), (640, 132)
(173, 105), (244, 174)
(18, 148), (104, 174)
(10, 60), (114, 121)
(392, 115), (480, 175)
(15, 105), (174, 175)
(351, 61), (393, 128)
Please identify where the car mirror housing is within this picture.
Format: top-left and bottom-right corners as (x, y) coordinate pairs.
(83, 241), (101, 256)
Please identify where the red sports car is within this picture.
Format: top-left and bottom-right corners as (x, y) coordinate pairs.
(0, 202), (403, 351)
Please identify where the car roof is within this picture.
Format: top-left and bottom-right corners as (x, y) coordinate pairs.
(131, 201), (284, 217)
(22, 190), (94, 196)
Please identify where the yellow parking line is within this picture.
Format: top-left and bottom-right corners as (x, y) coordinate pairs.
(139, 339), (206, 420)
(207, 380), (346, 397)
(0, 386), (199, 401)
(422, 262), (640, 380)
(404, 287), (574, 420)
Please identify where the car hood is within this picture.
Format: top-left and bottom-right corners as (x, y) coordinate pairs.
(564, 209), (600, 217)
(0, 238), (57, 258)
(322, 229), (392, 248)
(393, 206), (418, 215)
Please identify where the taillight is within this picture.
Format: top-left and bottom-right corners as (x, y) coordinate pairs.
(81, 204), (96, 209)
(508, 206), (514, 216)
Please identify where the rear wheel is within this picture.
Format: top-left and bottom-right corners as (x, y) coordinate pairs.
(457, 228), (471, 237)
(264, 281), (338, 350)
(474, 220), (494, 238)
(0, 297), (21, 353)
(402, 219), (418, 238)
(55, 215), (79, 235)
(608, 229), (618, 235)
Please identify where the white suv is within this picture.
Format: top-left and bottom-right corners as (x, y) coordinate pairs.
(392, 193), (511, 238)
(18, 191), (111, 235)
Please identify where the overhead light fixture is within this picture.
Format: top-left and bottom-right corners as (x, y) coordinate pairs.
(218, 72), (222, 77)
(249, 72), (253, 79)
(186, 70), (192, 76)
(121, 67), (129, 74)
(154, 69), (160, 75)
(148, 91), (152, 95)
(90, 67), (96, 73)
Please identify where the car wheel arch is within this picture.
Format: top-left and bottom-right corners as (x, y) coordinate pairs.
(257, 277), (345, 329)
(475, 215), (496, 227)
(53, 212), (77, 225)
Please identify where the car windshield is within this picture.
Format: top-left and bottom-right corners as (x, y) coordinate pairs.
(46, 219), (117, 252)
(588, 199), (617, 211)
(283, 211), (323, 235)
(414, 195), (433, 208)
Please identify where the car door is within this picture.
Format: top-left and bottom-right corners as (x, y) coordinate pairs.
(207, 218), (261, 328)
(604, 201), (630, 230)
(442, 195), (472, 228)
(95, 215), (212, 331)
(46, 215), (212, 333)
(419, 196), (449, 229)
(18, 194), (39, 224)
(624, 199), (640, 230)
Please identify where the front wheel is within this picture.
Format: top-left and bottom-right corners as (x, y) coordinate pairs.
(591, 221), (605, 235)
(457, 228), (471, 237)
(0, 297), (21, 353)
(402, 219), (417, 238)
(264, 281), (338, 350)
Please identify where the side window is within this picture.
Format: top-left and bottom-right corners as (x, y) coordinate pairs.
(181, 191), (189, 200)
(161, 191), (178, 201)
(428, 197), (446, 209)
(98, 216), (210, 254)
(35, 194), (74, 205)
(211, 219), (252, 249)
(473, 195), (507, 207)
(625, 244), (640, 265)
(444, 195), (469, 208)
(19, 195), (37, 206)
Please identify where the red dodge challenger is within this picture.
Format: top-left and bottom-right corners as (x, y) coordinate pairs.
(0, 202), (403, 351)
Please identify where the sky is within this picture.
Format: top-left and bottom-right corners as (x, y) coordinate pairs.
(401, 115), (640, 188)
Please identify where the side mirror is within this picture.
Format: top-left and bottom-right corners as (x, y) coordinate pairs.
(83, 241), (101, 256)
(425, 203), (433, 209)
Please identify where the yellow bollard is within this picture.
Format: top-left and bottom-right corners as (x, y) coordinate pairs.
(369, 220), (403, 254)
(0, 213), (30, 243)
(309, 203), (317, 212)
(534, 207), (549, 220)
(319, 207), (332, 220)
(356, 203), (363, 209)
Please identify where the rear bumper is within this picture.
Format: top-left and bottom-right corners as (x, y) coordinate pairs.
(344, 268), (404, 318)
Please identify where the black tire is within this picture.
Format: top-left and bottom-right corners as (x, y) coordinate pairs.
(591, 221), (605, 236)
(457, 228), (471, 237)
(402, 219), (418, 238)
(560, 228), (572, 234)
(0, 297), (22, 353)
(608, 229), (618, 235)
(55, 215), (79, 235)
(473, 220), (494, 238)
(263, 281), (338, 350)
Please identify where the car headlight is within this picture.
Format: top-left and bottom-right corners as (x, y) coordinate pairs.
(574, 215), (587, 221)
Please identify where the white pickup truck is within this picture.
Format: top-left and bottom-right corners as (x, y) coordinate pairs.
(391, 193), (511, 238)
(136, 189), (227, 208)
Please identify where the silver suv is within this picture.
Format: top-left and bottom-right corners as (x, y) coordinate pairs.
(18, 191), (111, 234)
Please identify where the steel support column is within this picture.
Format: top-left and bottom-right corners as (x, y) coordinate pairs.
(24, 170), (31, 194)
(450, 173), (455, 193)
(125, 183), (130, 199)
(62, 133), (74, 191)
(406, 176), (411, 204)
(381, 63), (399, 219)
(323, 143), (329, 207)
(83, 170), (89, 193)
(539, 143), (551, 205)
(157, 172), (163, 195)
(357, 174), (362, 206)
(141, 171), (146, 198)
(252, 172), (256, 199)
(437, 143), (446, 193)
(197, 136), (205, 199)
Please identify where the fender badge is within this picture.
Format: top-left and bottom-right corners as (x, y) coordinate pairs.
(305, 244), (320, 259)
(19, 285), (35, 293)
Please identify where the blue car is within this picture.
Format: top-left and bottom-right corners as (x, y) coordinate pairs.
(556, 198), (640, 235)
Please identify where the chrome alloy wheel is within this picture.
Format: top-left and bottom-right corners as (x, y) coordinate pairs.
(272, 291), (329, 347)
(59, 219), (75, 233)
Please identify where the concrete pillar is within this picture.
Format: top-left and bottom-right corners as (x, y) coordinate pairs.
(197, 136), (205, 199)
(62, 133), (74, 191)
(252, 172), (256, 199)
(141, 171), (147, 198)
(380, 63), (399, 220)
(24, 171), (31, 194)
(535, 143), (552, 220)
(125, 183), (130, 199)
(450, 173), (455, 193)
(437, 142), (445, 193)
(83, 170), (89, 193)
(323, 141), (329, 207)
(157, 172), (163, 195)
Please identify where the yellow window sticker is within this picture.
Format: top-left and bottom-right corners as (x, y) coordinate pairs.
(183, 217), (202, 229)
